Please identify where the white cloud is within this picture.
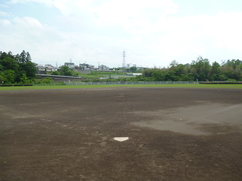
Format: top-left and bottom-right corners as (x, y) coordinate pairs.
(0, 19), (11, 26)
(145, 11), (242, 63)
(51, 0), (178, 32)
(1, 0), (242, 67)
(93, 0), (178, 33)
(13, 16), (42, 28)
(0, 16), (62, 62)
(8, 0), (54, 7)
(53, 0), (94, 16)
(211, 12), (242, 51)
(0, 11), (10, 16)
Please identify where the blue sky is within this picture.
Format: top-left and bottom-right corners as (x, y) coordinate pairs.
(1, 0), (242, 68)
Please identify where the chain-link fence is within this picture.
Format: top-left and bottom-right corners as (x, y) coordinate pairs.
(62, 81), (199, 86)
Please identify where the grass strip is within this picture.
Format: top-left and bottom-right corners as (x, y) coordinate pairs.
(1, 84), (242, 91)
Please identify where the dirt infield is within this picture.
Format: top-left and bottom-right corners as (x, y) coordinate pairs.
(1, 87), (242, 181)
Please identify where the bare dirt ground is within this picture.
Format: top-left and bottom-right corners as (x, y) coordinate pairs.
(0, 87), (242, 181)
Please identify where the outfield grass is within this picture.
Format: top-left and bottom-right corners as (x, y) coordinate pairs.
(1, 84), (242, 91)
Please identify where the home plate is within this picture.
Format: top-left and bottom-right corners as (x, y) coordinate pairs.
(114, 137), (129, 142)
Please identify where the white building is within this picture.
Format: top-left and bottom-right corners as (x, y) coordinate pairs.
(126, 73), (142, 76)
(45, 64), (58, 71)
(64, 62), (75, 69)
(79, 63), (94, 70)
(98, 64), (109, 71)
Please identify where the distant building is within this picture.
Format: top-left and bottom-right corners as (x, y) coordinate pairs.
(45, 64), (58, 72)
(45, 64), (58, 73)
(64, 62), (75, 69)
(36, 64), (58, 74)
(136, 67), (145, 71)
(36, 64), (45, 74)
(126, 73), (142, 76)
(45, 64), (53, 68)
(127, 64), (137, 68)
(98, 64), (110, 71)
(79, 63), (94, 70)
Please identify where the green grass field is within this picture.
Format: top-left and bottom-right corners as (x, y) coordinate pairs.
(1, 84), (242, 91)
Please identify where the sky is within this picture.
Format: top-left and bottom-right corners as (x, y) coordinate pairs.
(1, 0), (242, 68)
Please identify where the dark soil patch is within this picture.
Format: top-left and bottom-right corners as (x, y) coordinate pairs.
(0, 87), (242, 181)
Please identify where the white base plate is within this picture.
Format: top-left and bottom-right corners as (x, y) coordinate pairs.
(114, 137), (129, 142)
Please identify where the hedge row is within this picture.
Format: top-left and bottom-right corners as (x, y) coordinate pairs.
(200, 82), (242, 84)
(0, 84), (33, 87)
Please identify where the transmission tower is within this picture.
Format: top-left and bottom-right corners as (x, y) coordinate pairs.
(122, 50), (126, 69)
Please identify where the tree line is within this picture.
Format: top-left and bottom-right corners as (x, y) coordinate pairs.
(135, 56), (242, 82)
(1, 50), (242, 84)
(0, 51), (37, 84)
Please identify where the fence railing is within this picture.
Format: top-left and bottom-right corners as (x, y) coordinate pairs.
(36, 74), (82, 79)
(34, 81), (199, 86)
(29, 81), (242, 86)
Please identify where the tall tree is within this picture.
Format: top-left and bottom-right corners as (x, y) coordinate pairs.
(0, 57), (19, 71)
(1, 70), (15, 83)
(0, 50), (37, 83)
(19, 50), (27, 63)
(191, 56), (211, 81)
(0, 52), (8, 60)
(26, 52), (32, 62)
(19, 61), (37, 79)
(169, 60), (179, 68)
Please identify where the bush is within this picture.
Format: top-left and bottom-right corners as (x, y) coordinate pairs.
(55, 81), (66, 85)
(227, 79), (236, 82)
(34, 77), (54, 84)
(51, 71), (59, 75)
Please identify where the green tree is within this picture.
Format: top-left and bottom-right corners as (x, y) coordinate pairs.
(26, 52), (32, 62)
(165, 71), (179, 81)
(0, 57), (19, 71)
(0, 51), (38, 83)
(151, 70), (165, 81)
(51, 71), (59, 75)
(180, 73), (194, 81)
(2, 70), (15, 83)
(33, 77), (54, 84)
(142, 68), (154, 77)
(0, 74), (4, 84)
(19, 61), (37, 79)
(169, 60), (179, 68)
(20, 73), (28, 84)
(60, 66), (72, 76)
(19, 50), (27, 63)
(172, 64), (185, 77)
(7, 51), (15, 59)
(221, 59), (242, 80)
(210, 61), (221, 81)
(0, 51), (8, 60)
(226, 59), (241, 70)
(191, 56), (211, 81)
(130, 66), (137, 72)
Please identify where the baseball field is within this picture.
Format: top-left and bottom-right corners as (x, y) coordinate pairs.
(1, 85), (242, 180)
